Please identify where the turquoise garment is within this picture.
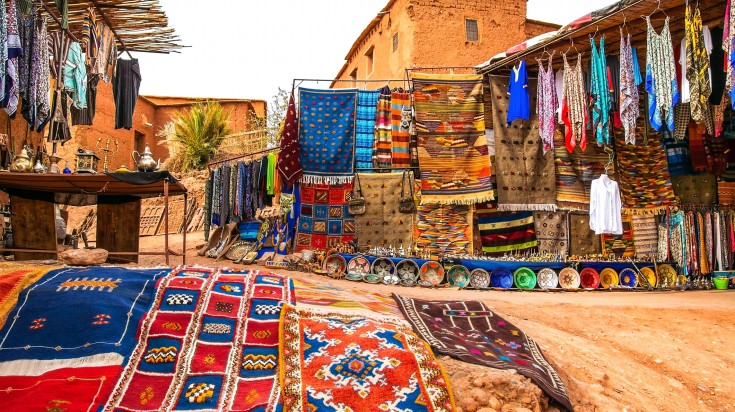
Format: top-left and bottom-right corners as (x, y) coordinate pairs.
(590, 37), (611, 146)
(632, 47), (643, 86)
(64, 42), (87, 109)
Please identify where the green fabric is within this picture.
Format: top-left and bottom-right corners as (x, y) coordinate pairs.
(267, 152), (276, 195)
(17, 0), (32, 15)
(55, 0), (68, 29)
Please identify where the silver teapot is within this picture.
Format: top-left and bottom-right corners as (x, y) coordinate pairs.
(132, 146), (161, 172)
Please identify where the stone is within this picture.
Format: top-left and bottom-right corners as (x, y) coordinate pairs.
(477, 408), (498, 412)
(59, 248), (108, 266)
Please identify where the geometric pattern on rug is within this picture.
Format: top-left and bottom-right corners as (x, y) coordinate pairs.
(295, 182), (355, 251)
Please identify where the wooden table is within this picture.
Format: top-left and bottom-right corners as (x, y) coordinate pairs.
(0, 171), (188, 265)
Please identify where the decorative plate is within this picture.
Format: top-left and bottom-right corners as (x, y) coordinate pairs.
(599, 268), (619, 288)
(490, 268), (513, 289)
(638, 267), (658, 288)
(323, 254), (347, 278)
(419, 261), (444, 287)
(536, 268), (558, 289)
(370, 257), (395, 285)
(559, 267), (581, 289)
(657, 264), (677, 287)
(396, 259), (420, 287)
(619, 268), (637, 287)
(469, 268), (491, 288)
(580, 267), (600, 289)
(514, 267), (536, 289)
(447, 265), (471, 288)
(346, 256), (371, 281)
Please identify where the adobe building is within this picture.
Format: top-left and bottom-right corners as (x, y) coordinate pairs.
(332, 0), (559, 85)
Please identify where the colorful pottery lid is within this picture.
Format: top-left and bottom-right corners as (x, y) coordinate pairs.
(490, 268), (513, 289)
(559, 267), (580, 289)
(638, 267), (658, 287)
(514, 267), (537, 289)
(346, 256), (370, 281)
(537, 268), (558, 289)
(396, 260), (420, 286)
(580, 267), (600, 289)
(371, 257), (395, 282)
(619, 268), (637, 287)
(419, 261), (444, 287)
(599, 268), (619, 288)
(657, 264), (677, 287)
(447, 265), (471, 288)
(323, 254), (347, 278)
(469, 268), (491, 289)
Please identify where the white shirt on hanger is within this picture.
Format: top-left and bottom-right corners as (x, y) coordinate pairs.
(679, 25), (713, 104)
(555, 68), (564, 123)
(589, 174), (623, 235)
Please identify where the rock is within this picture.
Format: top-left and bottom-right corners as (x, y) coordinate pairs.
(488, 396), (502, 410)
(696, 384), (708, 392)
(477, 408), (497, 412)
(654, 359), (663, 364)
(459, 397), (479, 412)
(514, 408), (533, 412)
(470, 387), (488, 402)
(59, 248), (108, 265)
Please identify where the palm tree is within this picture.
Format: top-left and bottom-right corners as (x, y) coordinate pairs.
(166, 101), (232, 172)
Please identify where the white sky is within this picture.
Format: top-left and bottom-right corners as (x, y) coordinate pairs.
(136, 0), (617, 102)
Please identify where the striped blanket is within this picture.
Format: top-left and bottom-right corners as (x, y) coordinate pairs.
(355, 90), (380, 170)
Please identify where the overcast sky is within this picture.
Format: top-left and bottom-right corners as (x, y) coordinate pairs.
(136, 0), (617, 102)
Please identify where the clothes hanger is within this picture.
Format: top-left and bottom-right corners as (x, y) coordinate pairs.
(603, 146), (614, 175)
(642, 0), (668, 21)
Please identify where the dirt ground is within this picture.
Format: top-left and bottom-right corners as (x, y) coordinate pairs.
(88, 232), (735, 411)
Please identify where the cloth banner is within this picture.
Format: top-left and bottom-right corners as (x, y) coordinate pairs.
(295, 182), (355, 251)
(391, 91), (411, 168)
(601, 215), (635, 257)
(354, 172), (414, 250)
(393, 295), (573, 411)
(631, 214), (658, 258)
(416, 203), (473, 255)
(476, 202), (537, 255)
(534, 211), (569, 257)
(298, 88), (357, 184)
(412, 72), (494, 205)
(355, 89), (380, 170)
(277, 92), (303, 186)
(105, 266), (295, 411)
(279, 303), (455, 412)
(490, 75), (557, 211)
(671, 173), (717, 205)
(569, 212), (602, 256)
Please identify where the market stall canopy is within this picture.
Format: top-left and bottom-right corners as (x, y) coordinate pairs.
(39, 0), (184, 54)
(476, 0), (727, 74)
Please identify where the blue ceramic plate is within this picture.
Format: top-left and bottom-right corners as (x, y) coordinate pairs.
(490, 268), (514, 289)
(619, 268), (637, 287)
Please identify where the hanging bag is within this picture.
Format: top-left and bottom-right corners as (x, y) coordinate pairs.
(398, 170), (416, 213)
(348, 173), (366, 215)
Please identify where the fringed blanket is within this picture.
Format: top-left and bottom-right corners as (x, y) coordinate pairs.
(412, 73), (494, 205)
(391, 91), (411, 168)
(0, 263), (56, 330)
(671, 173), (717, 205)
(295, 182), (355, 251)
(718, 181), (735, 204)
(569, 212), (602, 256)
(614, 126), (677, 214)
(293, 277), (401, 316)
(476, 202), (537, 255)
(631, 214), (659, 258)
(393, 295), (572, 411)
(355, 90), (380, 170)
(416, 203), (473, 255)
(534, 211), (569, 257)
(298, 88), (357, 184)
(554, 129), (615, 211)
(105, 267), (295, 411)
(355, 172), (414, 250)
(601, 215), (635, 257)
(279, 304), (455, 412)
(278, 92), (303, 186)
(375, 91), (393, 169)
(490, 75), (557, 211)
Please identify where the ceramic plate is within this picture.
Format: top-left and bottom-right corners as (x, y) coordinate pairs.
(419, 261), (444, 287)
(396, 259), (420, 286)
(490, 268), (513, 289)
(580, 267), (600, 289)
(559, 267), (581, 289)
(323, 254), (347, 278)
(447, 265), (471, 288)
(599, 268), (619, 288)
(371, 257), (395, 285)
(514, 267), (537, 289)
(536, 268), (558, 289)
(657, 264), (677, 287)
(469, 268), (491, 288)
(619, 268), (637, 287)
(346, 256), (371, 281)
(638, 267), (658, 287)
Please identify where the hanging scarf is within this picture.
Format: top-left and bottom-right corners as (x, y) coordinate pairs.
(669, 210), (687, 275)
(537, 55), (557, 154)
(2, 0), (21, 116)
(697, 211), (711, 274)
(645, 16), (679, 132)
(619, 29), (639, 144)
(267, 152), (276, 195)
(657, 212), (669, 261)
(705, 211), (714, 274)
(374, 88), (393, 168)
(204, 174), (213, 241)
(562, 53), (588, 152)
(211, 169), (221, 227)
(235, 161), (244, 217)
(244, 162), (253, 219)
(686, 6), (714, 132)
(590, 37), (611, 146)
(0, 1), (7, 104)
(277, 92), (302, 186)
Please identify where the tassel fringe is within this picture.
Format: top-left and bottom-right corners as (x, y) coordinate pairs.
(622, 206), (669, 215)
(299, 174), (354, 185)
(419, 193), (495, 206)
(0, 353), (124, 376)
(497, 203), (558, 212)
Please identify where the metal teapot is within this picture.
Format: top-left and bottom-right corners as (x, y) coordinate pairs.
(132, 146), (161, 172)
(9, 148), (33, 173)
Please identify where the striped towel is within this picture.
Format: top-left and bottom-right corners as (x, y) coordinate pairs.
(374, 91), (392, 169)
(355, 90), (380, 170)
(391, 91), (411, 168)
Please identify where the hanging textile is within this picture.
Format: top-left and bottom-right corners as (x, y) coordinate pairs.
(554, 130), (615, 211)
(589, 174), (622, 235)
(374, 88), (392, 169)
(63, 42), (87, 109)
(662, 130), (693, 177)
(412, 73), (494, 205)
(657, 213), (669, 261)
(491, 75), (556, 211)
(689, 122), (709, 171)
(297, 88), (356, 184)
(391, 90), (411, 168)
(2, 0), (21, 116)
(476, 202), (537, 256)
(295, 183), (355, 251)
(536, 55), (557, 154)
(415, 203), (473, 255)
(669, 210), (687, 274)
(590, 36), (611, 146)
(81, 7), (99, 68)
(673, 102), (691, 140)
(709, 26), (726, 105)
(631, 214), (658, 258)
(266, 152), (276, 195)
(718, 179), (735, 204)
(211, 168), (221, 227)
(203, 174), (212, 240)
(507, 60), (530, 124)
(70, 75), (99, 125)
(685, 6), (714, 132)
(533, 211), (568, 257)
(620, 29), (639, 144)
(0, 2), (7, 104)
(562, 53), (588, 152)
(277, 91), (302, 186)
(17, 5), (36, 119)
(95, 25), (116, 82)
(645, 16), (679, 132)
(601, 215), (635, 257)
(569, 211), (602, 256)
(671, 173), (717, 205)
(54, 0), (68, 30)
(354, 172), (414, 250)
(112, 58), (141, 130)
(355, 89), (379, 170)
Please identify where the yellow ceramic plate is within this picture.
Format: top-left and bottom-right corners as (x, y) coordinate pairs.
(599, 268), (619, 288)
(656, 264), (677, 287)
(637, 267), (658, 288)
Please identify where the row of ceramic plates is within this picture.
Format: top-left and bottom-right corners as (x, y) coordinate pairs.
(323, 254), (681, 289)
